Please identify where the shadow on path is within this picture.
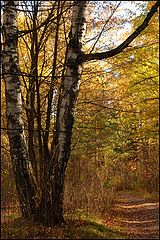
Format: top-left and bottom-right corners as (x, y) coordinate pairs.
(106, 193), (159, 239)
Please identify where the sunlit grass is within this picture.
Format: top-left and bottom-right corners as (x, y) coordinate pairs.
(1, 208), (127, 239)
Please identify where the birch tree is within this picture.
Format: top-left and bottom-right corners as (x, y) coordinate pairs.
(2, 0), (37, 218)
(2, 0), (159, 225)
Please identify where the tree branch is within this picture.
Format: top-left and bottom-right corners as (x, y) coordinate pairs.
(81, 1), (159, 63)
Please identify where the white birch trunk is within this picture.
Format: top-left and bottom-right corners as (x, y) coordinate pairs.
(56, 0), (87, 172)
(2, 1), (36, 218)
(37, 1), (88, 225)
(2, 0), (88, 225)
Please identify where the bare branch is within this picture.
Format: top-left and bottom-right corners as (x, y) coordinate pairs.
(81, 1), (159, 63)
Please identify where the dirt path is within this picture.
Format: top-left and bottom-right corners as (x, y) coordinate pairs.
(106, 193), (159, 239)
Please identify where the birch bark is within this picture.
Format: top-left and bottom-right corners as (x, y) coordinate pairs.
(2, 1), (36, 218)
(54, 0), (88, 183)
(36, 1), (88, 225)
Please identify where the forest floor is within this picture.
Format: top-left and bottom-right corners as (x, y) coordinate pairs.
(105, 192), (159, 239)
(1, 192), (159, 239)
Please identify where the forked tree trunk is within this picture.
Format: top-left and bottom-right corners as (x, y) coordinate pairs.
(35, 1), (88, 225)
(2, 1), (37, 218)
(2, 0), (87, 226)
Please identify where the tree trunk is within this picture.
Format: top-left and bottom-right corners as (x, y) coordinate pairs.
(2, 1), (36, 219)
(35, 1), (88, 225)
(2, 0), (87, 226)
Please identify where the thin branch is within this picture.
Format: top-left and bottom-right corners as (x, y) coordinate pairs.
(81, 1), (159, 63)
(1, 2), (76, 45)
(81, 101), (140, 113)
(1, 145), (11, 153)
(89, 2), (121, 54)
